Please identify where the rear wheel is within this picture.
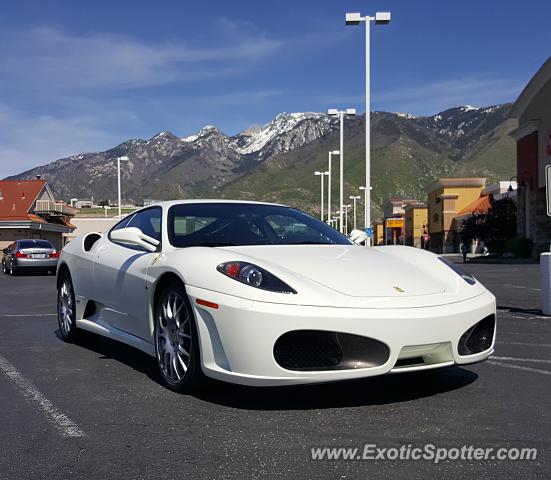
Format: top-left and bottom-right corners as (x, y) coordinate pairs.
(154, 282), (203, 392)
(57, 271), (79, 341)
(9, 263), (17, 276)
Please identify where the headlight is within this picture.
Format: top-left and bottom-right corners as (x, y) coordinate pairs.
(217, 261), (297, 294)
(438, 257), (476, 285)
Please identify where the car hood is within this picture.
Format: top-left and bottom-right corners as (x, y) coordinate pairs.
(220, 245), (446, 297)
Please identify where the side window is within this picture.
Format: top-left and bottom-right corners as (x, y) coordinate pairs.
(109, 207), (162, 249)
(126, 208), (162, 242)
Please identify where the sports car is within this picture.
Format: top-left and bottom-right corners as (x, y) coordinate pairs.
(57, 200), (496, 391)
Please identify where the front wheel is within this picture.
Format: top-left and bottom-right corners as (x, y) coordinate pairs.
(154, 282), (203, 392)
(2, 260), (7, 275)
(57, 271), (79, 341)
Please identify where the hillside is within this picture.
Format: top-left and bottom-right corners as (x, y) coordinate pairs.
(7, 104), (516, 219)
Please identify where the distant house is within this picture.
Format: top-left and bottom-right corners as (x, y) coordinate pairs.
(0, 179), (77, 249)
(381, 197), (419, 245)
(73, 199), (93, 209)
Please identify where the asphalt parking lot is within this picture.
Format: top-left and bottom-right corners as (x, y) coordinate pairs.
(0, 263), (549, 479)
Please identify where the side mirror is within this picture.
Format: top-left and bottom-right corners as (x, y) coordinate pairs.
(110, 227), (160, 252)
(349, 229), (368, 245)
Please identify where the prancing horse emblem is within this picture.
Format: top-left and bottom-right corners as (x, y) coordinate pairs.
(393, 286), (405, 293)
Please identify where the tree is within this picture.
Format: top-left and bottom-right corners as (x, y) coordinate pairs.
(460, 197), (517, 254)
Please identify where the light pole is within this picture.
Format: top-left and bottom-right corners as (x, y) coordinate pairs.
(333, 211), (341, 232)
(359, 185), (368, 233)
(346, 10), (391, 244)
(343, 204), (352, 235)
(349, 195), (361, 230)
(117, 155), (129, 218)
(327, 108), (356, 233)
(327, 150), (340, 224)
(314, 171), (329, 221)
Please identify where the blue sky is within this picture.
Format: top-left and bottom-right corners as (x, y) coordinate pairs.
(0, 0), (549, 176)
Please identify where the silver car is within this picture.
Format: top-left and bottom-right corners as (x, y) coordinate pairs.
(2, 239), (59, 275)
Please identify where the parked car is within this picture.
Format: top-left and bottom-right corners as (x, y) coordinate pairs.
(2, 239), (60, 275)
(57, 200), (496, 392)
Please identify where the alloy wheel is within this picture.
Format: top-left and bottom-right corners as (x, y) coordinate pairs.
(58, 278), (74, 336)
(156, 290), (193, 384)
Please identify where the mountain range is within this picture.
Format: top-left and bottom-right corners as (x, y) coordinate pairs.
(7, 104), (516, 218)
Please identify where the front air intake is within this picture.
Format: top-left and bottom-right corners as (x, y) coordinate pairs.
(273, 330), (390, 371)
(458, 315), (495, 356)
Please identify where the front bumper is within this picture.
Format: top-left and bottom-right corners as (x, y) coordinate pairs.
(186, 286), (496, 386)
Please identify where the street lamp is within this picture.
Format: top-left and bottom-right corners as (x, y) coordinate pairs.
(327, 108), (356, 233)
(343, 204), (352, 235)
(117, 156), (129, 218)
(349, 195), (361, 231)
(314, 171), (329, 221)
(327, 150), (340, 223)
(346, 10), (391, 244)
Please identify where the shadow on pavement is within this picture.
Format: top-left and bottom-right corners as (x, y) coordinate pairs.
(57, 329), (479, 410)
(55, 328), (164, 385)
(194, 367), (478, 410)
(497, 305), (542, 315)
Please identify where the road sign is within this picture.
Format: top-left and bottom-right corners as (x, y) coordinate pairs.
(386, 219), (404, 228)
(365, 227), (372, 238)
(546, 165), (551, 217)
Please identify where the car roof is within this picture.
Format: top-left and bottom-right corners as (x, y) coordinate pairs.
(145, 199), (288, 209)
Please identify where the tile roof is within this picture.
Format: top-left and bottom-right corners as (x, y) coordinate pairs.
(0, 179), (46, 218)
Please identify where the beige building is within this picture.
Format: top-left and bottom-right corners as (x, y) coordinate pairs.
(382, 198), (418, 245)
(404, 203), (428, 248)
(426, 178), (486, 253)
(64, 217), (120, 243)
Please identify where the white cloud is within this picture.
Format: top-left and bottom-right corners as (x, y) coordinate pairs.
(374, 76), (523, 115)
(0, 25), (282, 91)
(0, 102), (136, 176)
(0, 22), (286, 176)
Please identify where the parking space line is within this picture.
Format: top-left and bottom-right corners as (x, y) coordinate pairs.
(497, 341), (551, 348)
(0, 313), (56, 318)
(0, 354), (85, 438)
(487, 361), (551, 376)
(490, 355), (551, 364)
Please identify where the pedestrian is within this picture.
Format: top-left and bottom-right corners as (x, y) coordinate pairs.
(460, 242), (467, 263)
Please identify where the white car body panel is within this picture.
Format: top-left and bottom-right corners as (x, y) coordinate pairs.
(59, 200), (496, 386)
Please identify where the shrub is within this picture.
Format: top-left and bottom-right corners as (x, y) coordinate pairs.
(505, 238), (533, 258)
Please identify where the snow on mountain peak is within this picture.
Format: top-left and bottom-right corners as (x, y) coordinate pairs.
(233, 112), (328, 155)
(460, 105), (480, 112)
(395, 112), (417, 120)
(181, 125), (222, 143)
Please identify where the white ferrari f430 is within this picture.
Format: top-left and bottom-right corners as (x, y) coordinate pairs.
(57, 200), (496, 391)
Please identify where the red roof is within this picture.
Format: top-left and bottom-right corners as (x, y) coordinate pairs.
(0, 179), (46, 218)
(458, 195), (493, 216)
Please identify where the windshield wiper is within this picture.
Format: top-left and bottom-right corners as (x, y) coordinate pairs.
(184, 242), (238, 247)
(286, 241), (333, 245)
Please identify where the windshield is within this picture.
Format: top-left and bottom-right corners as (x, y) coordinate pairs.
(18, 240), (53, 249)
(168, 203), (351, 247)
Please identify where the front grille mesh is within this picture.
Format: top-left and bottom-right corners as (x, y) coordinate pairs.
(274, 331), (343, 370)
